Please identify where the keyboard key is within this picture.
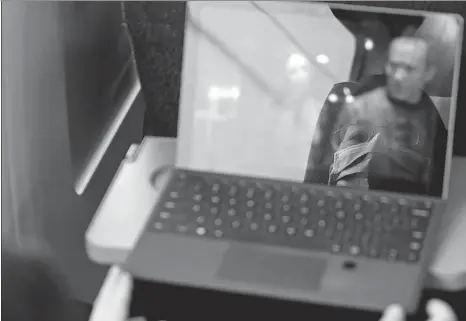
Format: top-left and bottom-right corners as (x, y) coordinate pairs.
(160, 212), (171, 220)
(176, 225), (189, 233)
(336, 211), (346, 220)
(264, 213), (273, 221)
(210, 207), (221, 215)
(349, 246), (360, 256)
(362, 195), (371, 202)
(398, 198), (409, 206)
(246, 188), (255, 198)
(264, 202), (273, 210)
(286, 227), (297, 236)
(304, 229), (315, 238)
(416, 200), (433, 209)
(412, 231), (424, 240)
(368, 248), (379, 258)
(300, 193), (310, 203)
(387, 249), (398, 261)
(281, 215), (292, 224)
(250, 222), (259, 231)
(412, 209), (429, 218)
(392, 215), (403, 228)
(232, 220), (241, 229)
(246, 200), (256, 208)
(228, 186), (238, 196)
(410, 218), (421, 229)
(335, 200), (344, 209)
(380, 196), (390, 204)
(336, 222), (345, 231)
(281, 204), (292, 212)
(280, 194), (290, 203)
(164, 202), (176, 209)
(196, 227), (207, 236)
(318, 220), (326, 229)
(212, 183), (221, 194)
(300, 207), (310, 215)
(353, 203), (362, 212)
(264, 189), (274, 200)
(407, 251), (419, 263)
(409, 242), (421, 251)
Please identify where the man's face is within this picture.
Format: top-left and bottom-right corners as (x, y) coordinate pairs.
(385, 38), (432, 103)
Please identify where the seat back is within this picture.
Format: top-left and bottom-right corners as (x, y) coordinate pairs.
(123, 2), (187, 137)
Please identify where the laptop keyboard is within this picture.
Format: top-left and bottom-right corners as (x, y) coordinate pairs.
(151, 170), (434, 264)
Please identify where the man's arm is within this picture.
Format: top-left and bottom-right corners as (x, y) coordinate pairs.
(303, 84), (350, 184)
(303, 81), (366, 185)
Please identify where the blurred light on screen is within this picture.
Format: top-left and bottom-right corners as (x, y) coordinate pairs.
(328, 93), (338, 103)
(316, 54), (329, 64)
(287, 53), (308, 69)
(364, 38), (374, 51)
(208, 86), (241, 101)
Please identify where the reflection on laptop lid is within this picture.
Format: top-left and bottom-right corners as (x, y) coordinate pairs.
(176, 1), (463, 200)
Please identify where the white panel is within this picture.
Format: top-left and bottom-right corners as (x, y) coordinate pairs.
(177, 2), (355, 181)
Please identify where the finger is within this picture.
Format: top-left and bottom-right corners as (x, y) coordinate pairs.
(426, 299), (458, 321)
(96, 265), (125, 304)
(101, 265), (123, 293)
(380, 304), (406, 321)
(113, 268), (133, 305)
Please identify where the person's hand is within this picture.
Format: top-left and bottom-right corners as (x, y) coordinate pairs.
(89, 265), (144, 321)
(336, 178), (369, 189)
(380, 299), (458, 321)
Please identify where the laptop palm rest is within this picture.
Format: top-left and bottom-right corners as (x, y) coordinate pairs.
(216, 245), (327, 291)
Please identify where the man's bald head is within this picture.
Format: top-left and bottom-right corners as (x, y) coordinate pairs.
(390, 37), (430, 67)
(385, 36), (435, 104)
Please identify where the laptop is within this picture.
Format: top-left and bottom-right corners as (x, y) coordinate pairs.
(124, 1), (463, 313)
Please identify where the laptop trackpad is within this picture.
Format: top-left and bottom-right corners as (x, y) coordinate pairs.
(216, 245), (327, 291)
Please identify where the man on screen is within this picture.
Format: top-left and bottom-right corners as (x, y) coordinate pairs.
(307, 36), (448, 196)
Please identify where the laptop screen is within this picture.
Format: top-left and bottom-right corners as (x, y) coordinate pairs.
(176, 1), (462, 199)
